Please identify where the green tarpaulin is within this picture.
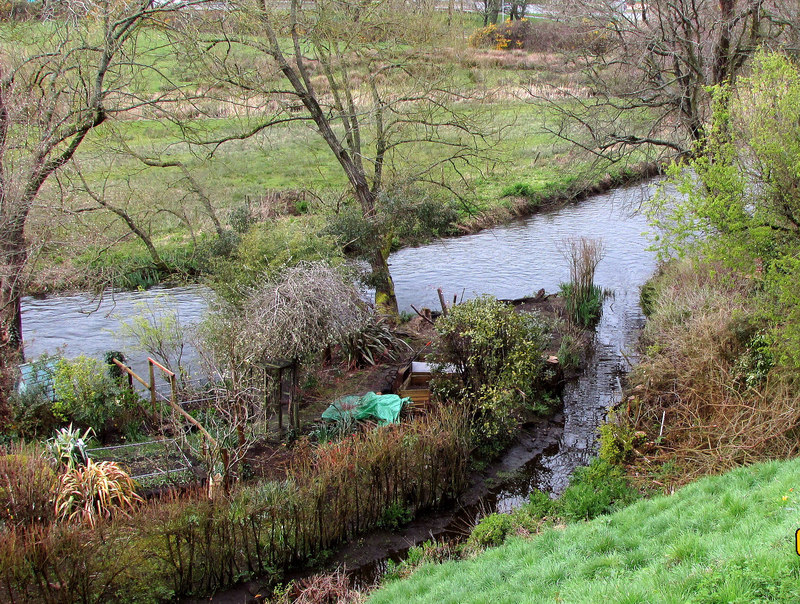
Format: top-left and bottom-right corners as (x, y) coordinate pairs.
(321, 391), (409, 425)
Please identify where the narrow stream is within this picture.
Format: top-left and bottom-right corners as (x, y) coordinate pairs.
(20, 180), (658, 592)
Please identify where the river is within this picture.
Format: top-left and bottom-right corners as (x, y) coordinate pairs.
(20, 179), (658, 588)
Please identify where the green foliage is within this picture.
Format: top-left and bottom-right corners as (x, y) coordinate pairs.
(52, 357), (125, 431)
(326, 191), (459, 258)
(556, 334), (581, 370)
(378, 502), (414, 531)
(432, 296), (551, 456)
(500, 182), (539, 203)
(341, 318), (411, 368)
(648, 52), (800, 367)
(526, 488), (554, 518)
(597, 411), (644, 465)
(638, 278), (659, 317)
(10, 355), (60, 438)
(211, 218), (343, 301)
(560, 282), (604, 328)
(48, 424), (94, 469)
(556, 458), (639, 522)
(733, 331), (774, 389)
(467, 512), (513, 549)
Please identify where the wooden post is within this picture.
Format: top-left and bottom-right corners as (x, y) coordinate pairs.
(170, 374), (178, 406)
(277, 367), (284, 438)
(148, 361), (157, 416)
(437, 287), (448, 316)
(291, 361), (300, 431)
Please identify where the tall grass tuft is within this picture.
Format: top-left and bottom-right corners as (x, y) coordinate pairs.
(560, 237), (605, 327)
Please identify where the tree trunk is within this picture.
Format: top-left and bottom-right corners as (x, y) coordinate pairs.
(488, 0), (501, 24)
(0, 219), (27, 373)
(370, 238), (399, 317)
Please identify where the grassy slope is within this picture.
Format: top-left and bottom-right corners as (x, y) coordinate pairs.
(370, 458), (800, 603)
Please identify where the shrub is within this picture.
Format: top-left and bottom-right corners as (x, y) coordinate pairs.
(467, 512), (513, 549)
(433, 296), (551, 456)
(326, 191), (459, 257)
(52, 356), (119, 428)
(526, 488), (554, 518)
(378, 502), (413, 531)
(55, 459), (142, 528)
(469, 19), (533, 51)
(0, 445), (57, 528)
(211, 218), (343, 301)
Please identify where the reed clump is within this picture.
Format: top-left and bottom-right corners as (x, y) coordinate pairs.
(560, 237), (605, 327)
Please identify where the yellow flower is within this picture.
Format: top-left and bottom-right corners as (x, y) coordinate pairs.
(783, 495), (789, 501)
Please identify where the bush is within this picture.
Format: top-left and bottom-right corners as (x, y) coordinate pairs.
(526, 488), (554, 518)
(467, 512), (513, 549)
(378, 502), (413, 531)
(432, 296), (551, 456)
(469, 19), (533, 51)
(325, 190), (459, 256)
(52, 356), (142, 436)
(210, 218), (343, 301)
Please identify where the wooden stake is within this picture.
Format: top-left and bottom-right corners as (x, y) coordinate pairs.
(437, 288), (448, 316)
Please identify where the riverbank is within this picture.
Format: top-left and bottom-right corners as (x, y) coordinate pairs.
(369, 456), (800, 603)
(24, 161), (661, 298)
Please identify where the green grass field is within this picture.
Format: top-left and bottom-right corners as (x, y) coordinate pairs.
(370, 458), (800, 603)
(7, 17), (652, 292)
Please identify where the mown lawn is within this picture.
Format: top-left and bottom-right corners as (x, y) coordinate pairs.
(370, 458), (800, 603)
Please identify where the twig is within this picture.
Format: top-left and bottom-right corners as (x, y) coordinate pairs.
(410, 304), (435, 326)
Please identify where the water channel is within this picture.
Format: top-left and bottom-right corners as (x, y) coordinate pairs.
(20, 179), (659, 589)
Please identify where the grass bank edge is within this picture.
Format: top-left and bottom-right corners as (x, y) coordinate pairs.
(369, 456), (800, 603)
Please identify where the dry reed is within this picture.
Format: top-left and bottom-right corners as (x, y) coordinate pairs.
(625, 261), (800, 485)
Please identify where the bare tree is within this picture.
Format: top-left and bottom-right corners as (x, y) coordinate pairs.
(0, 0), (199, 375)
(184, 0), (495, 315)
(509, 1), (528, 20)
(539, 0), (796, 163)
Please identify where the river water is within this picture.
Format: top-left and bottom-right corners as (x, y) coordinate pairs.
(21, 180), (658, 585)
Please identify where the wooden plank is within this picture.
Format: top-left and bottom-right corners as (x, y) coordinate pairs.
(148, 357), (175, 377)
(112, 358), (149, 389)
